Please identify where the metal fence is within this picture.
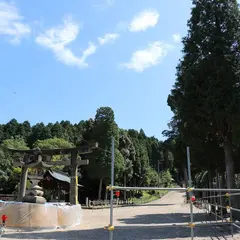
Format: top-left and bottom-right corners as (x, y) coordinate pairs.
(104, 139), (240, 240)
(196, 190), (240, 235)
(86, 199), (133, 209)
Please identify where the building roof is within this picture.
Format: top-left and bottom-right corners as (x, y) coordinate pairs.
(47, 169), (83, 187)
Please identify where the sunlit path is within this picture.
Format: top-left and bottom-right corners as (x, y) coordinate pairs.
(1, 191), (238, 240)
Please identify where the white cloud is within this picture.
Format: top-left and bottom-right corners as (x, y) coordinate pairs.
(129, 9), (159, 32)
(81, 42), (97, 63)
(36, 17), (96, 68)
(98, 33), (119, 45)
(0, 1), (31, 44)
(121, 41), (173, 72)
(173, 34), (181, 43)
(93, 0), (114, 10)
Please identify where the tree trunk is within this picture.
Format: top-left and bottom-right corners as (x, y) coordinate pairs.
(184, 167), (188, 188)
(98, 178), (103, 200)
(176, 170), (179, 184)
(134, 177), (136, 187)
(124, 173), (127, 200)
(224, 141), (236, 207)
(224, 141), (235, 189)
(222, 171), (226, 189)
(105, 187), (108, 200)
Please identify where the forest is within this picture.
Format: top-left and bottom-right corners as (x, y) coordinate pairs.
(0, 107), (173, 202)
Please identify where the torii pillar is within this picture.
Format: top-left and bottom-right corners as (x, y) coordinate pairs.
(18, 166), (28, 201)
(70, 150), (78, 205)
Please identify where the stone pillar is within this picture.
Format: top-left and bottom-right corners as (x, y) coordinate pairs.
(70, 150), (78, 205)
(18, 166), (28, 201)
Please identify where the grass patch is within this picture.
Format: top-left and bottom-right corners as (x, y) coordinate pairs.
(131, 190), (168, 204)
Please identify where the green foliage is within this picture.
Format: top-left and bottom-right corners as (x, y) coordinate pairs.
(33, 138), (74, 171)
(160, 170), (172, 187)
(119, 130), (134, 179)
(33, 137), (74, 149)
(166, 0), (240, 189)
(0, 107), (173, 200)
(143, 167), (159, 187)
(2, 138), (29, 150)
(85, 107), (120, 183)
(2, 119), (19, 139)
(0, 138), (29, 193)
(131, 190), (168, 204)
(28, 123), (50, 147)
(114, 148), (125, 180)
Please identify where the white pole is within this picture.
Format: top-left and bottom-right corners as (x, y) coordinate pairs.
(109, 136), (115, 240)
(109, 186), (186, 191)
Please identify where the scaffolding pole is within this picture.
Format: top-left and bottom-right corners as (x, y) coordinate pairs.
(232, 223), (240, 230)
(108, 136), (115, 240)
(217, 172), (223, 222)
(113, 221), (230, 229)
(193, 188), (240, 192)
(229, 195), (234, 236)
(108, 186), (240, 193)
(201, 192), (240, 199)
(108, 186), (187, 191)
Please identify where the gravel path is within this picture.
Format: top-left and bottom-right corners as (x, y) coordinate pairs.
(1, 191), (240, 239)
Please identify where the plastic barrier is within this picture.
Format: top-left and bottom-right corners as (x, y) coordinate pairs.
(0, 201), (82, 229)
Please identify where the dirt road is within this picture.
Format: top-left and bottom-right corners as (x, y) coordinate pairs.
(1, 191), (239, 239)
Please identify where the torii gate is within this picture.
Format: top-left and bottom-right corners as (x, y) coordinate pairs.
(8, 144), (97, 205)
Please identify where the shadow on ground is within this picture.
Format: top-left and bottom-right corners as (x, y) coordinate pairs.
(2, 225), (233, 240)
(83, 203), (174, 210)
(2, 213), (234, 240)
(131, 203), (175, 207)
(119, 212), (214, 224)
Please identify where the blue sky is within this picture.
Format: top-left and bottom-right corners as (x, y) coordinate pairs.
(0, 0), (192, 140)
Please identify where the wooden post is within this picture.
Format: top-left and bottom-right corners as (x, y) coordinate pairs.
(70, 150), (78, 205)
(18, 166), (28, 201)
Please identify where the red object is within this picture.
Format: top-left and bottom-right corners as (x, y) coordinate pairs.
(191, 196), (196, 202)
(115, 191), (120, 198)
(2, 215), (7, 221)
